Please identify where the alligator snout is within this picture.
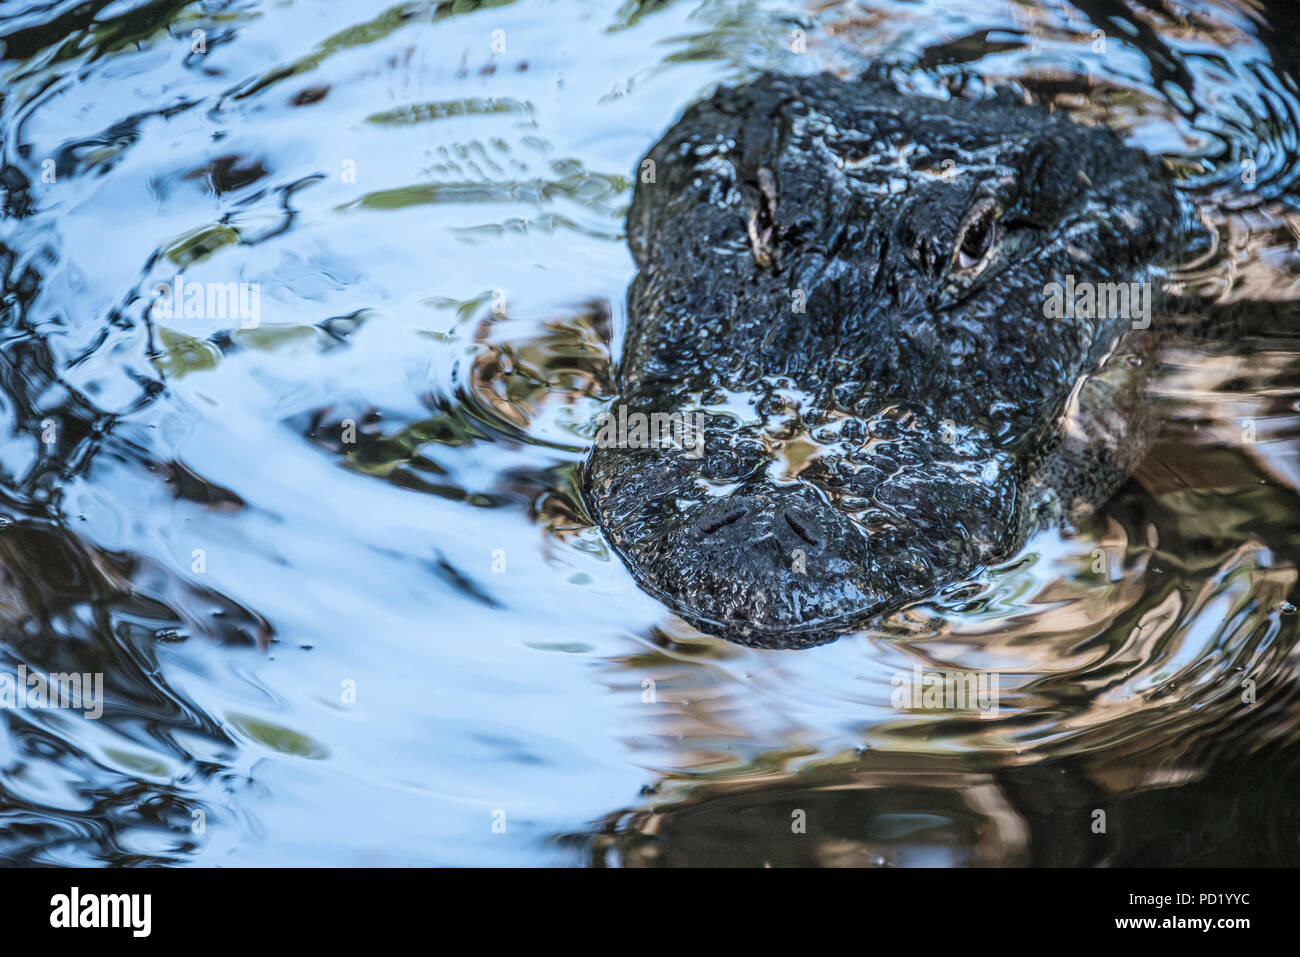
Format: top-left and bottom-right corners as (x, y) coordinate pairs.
(587, 425), (1010, 646)
(648, 484), (883, 644)
(692, 488), (830, 552)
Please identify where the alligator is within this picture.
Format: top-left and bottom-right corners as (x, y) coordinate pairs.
(584, 70), (1191, 648)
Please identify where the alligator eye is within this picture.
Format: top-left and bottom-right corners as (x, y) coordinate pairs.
(953, 198), (1001, 273)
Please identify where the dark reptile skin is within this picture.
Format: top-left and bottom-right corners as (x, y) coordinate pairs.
(586, 71), (1186, 647)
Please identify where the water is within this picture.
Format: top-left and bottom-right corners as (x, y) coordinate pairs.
(0, 0), (1297, 866)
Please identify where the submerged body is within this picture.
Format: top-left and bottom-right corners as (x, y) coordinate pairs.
(586, 71), (1186, 647)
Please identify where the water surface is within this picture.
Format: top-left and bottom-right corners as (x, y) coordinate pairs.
(1, 0), (1298, 865)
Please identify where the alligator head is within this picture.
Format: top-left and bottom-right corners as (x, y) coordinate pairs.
(585, 71), (1184, 647)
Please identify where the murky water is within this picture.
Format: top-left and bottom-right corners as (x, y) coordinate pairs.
(1, 0), (1298, 866)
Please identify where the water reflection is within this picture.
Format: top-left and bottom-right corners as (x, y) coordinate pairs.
(0, 0), (1298, 865)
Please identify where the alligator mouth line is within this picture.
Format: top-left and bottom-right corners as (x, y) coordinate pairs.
(620, 556), (879, 646)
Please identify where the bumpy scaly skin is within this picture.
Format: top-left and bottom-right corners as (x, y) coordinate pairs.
(586, 71), (1184, 648)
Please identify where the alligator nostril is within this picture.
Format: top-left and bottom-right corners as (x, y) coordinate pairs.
(782, 509), (821, 548)
(699, 507), (747, 536)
